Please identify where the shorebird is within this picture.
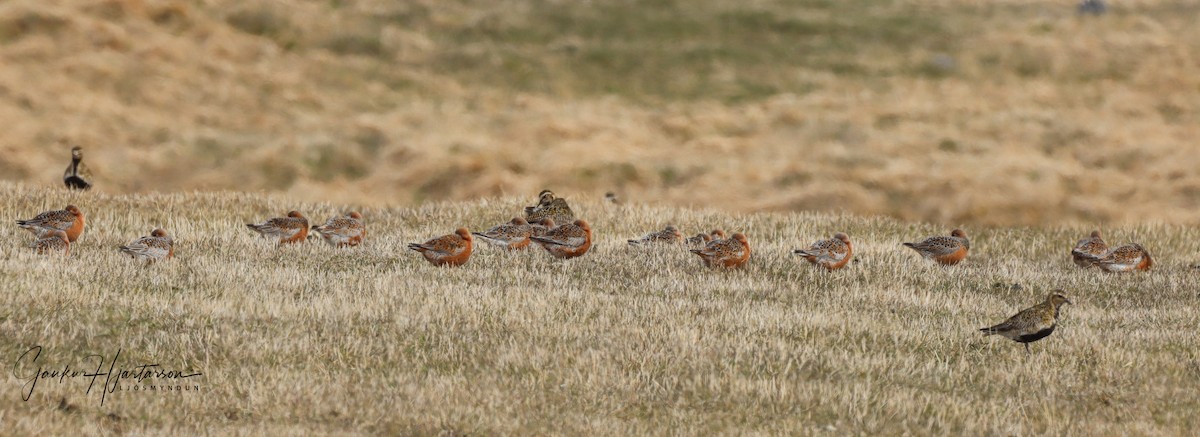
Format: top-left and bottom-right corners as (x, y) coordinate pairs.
(684, 233), (711, 246)
(1070, 230), (1108, 268)
(605, 192), (621, 205)
(63, 146), (93, 190)
(311, 212), (366, 247)
(408, 228), (473, 266)
(529, 218), (555, 238)
(29, 229), (70, 256)
(1076, 243), (1153, 273)
(793, 232), (853, 271)
(473, 217), (534, 250)
(531, 219), (593, 259)
(980, 291), (1072, 355)
(690, 233), (751, 268)
(16, 205), (86, 242)
(627, 225), (683, 246)
(246, 211), (309, 245)
(525, 190), (575, 224)
(119, 229), (174, 263)
(902, 229), (969, 265)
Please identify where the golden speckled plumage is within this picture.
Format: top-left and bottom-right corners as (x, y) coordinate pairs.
(981, 292), (1072, 354)
(524, 190), (575, 224)
(628, 225), (683, 246)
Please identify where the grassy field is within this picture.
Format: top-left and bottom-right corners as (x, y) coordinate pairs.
(3, 1), (1200, 225)
(2, 182), (1199, 434)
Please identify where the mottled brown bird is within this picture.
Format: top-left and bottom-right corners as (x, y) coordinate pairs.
(980, 292), (1072, 355)
(246, 211), (309, 245)
(409, 228), (474, 266)
(63, 146), (93, 190)
(531, 219), (593, 259)
(628, 225), (683, 246)
(311, 212), (366, 247)
(1071, 230), (1108, 268)
(29, 230), (70, 256)
(473, 217), (533, 250)
(17, 205), (86, 243)
(529, 218), (555, 238)
(793, 232), (853, 271)
(684, 233), (712, 247)
(524, 190), (575, 224)
(1076, 243), (1153, 273)
(690, 233), (751, 268)
(120, 229), (174, 263)
(903, 229), (969, 265)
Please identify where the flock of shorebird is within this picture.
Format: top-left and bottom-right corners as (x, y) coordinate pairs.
(15, 147), (1164, 354)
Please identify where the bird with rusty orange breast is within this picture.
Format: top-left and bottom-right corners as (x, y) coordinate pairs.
(409, 228), (473, 266)
(311, 211), (366, 247)
(16, 205), (86, 243)
(903, 229), (969, 265)
(628, 225), (683, 246)
(793, 232), (853, 271)
(246, 211), (309, 245)
(1071, 230), (1108, 268)
(531, 219), (593, 259)
(691, 233), (751, 268)
(528, 218), (556, 238)
(120, 229), (174, 263)
(29, 229), (70, 256)
(473, 217), (534, 250)
(1076, 243), (1152, 273)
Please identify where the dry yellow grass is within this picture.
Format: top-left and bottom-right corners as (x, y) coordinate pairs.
(1, 1), (1199, 225)
(2, 182), (1199, 434)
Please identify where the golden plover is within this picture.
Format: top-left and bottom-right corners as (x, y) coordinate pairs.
(980, 291), (1072, 355)
(63, 146), (93, 190)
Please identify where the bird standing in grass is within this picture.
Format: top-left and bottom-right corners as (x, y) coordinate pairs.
(524, 190), (575, 224)
(120, 229), (174, 263)
(409, 228), (473, 266)
(628, 225), (683, 246)
(980, 292), (1072, 355)
(1071, 230), (1108, 268)
(1076, 243), (1153, 273)
(531, 219), (593, 259)
(691, 233), (751, 268)
(29, 230), (70, 256)
(246, 211), (309, 245)
(63, 146), (93, 190)
(902, 229), (969, 265)
(17, 205), (86, 243)
(793, 232), (853, 271)
(311, 212), (366, 247)
(473, 217), (534, 250)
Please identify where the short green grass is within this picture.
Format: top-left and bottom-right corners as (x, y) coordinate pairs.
(2, 182), (1198, 434)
